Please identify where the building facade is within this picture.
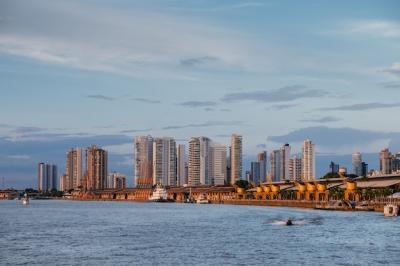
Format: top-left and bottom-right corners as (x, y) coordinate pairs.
(134, 135), (154, 186)
(280, 143), (291, 181)
(269, 150), (281, 182)
(66, 147), (84, 190)
(257, 151), (267, 183)
(302, 139), (315, 181)
(352, 152), (362, 176)
(38, 163), (57, 192)
(210, 143), (227, 186)
(177, 144), (186, 186)
(152, 137), (177, 186)
(230, 134), (242, 185)
(289, 155), (302, 181)
(85, 145), (108, 190)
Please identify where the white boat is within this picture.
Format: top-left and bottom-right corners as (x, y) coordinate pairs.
(21, 193), (29, 205)
(384, 204), (398, 217)
(149, 184), (169, 202)
(196, 193), (209, 204)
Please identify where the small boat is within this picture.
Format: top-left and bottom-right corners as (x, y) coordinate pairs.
(21, 193), (29, 205)
(286, 219), (293, 226)
(196, 193), (209, 204)
(149, 184), (169, 202)
(384, 204), (399, 217)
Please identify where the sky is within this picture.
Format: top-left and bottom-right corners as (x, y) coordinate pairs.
(0, 0), (400, 188)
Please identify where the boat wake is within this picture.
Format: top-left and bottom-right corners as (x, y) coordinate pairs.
(266, 217), (323, 226)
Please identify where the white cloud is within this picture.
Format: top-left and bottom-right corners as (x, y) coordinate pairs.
(0, 0), (255, 79)
(342, 20), (400, 38)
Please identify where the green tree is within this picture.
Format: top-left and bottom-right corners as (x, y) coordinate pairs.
(235, 180), (250, 189)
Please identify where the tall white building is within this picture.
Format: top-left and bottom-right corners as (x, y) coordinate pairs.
(230, 134), (242, 185)
(134, 135), (153, 186)
(302, 139), (316, 181)
(352, 152), (362, 176)
(188, 137), (211, 186)
(210, 143), (227, 186)
(280, 143), (291, 181)
(177, 144), (186, 186)
(107, 172), (126, 190)
(38, 163), (57, 192)
(152, 137), (177, 186)
(289, 155), (302, 181)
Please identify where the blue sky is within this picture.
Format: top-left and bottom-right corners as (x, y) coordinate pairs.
(0, 0), (399, 188)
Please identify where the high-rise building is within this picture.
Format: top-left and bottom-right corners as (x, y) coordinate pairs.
(210, 143), (227, 185)
(134, 135), (153, 186)
(302, 139), (315, 181)
(66, 147), (84, 190)
(329, 161), (339, 174)
(152, 137), (177, 186)
(177, 144), (186, 186)
(38, 163), (57, 192)
(269, 150), (281, 182)
(59, 174), (68, 191)
(379, 148), (392, 175)
(188, 137), (211, 186)
(250, 161), (261, 184)
(352, 152), (362, 176)
(230, 134), (242, 185)
(257, 151), (267, 183)
(85, 145), (108, 190)
(289, 155), (302, 181)
(361, 162), (368, 177)
(391, 152), (400, 173)
(280, 144), (291, 181)
(107, 172), (126, 190)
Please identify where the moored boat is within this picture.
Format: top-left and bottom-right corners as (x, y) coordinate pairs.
(21, 193), (29, 205)
(383, 204), (399, 217)
(149, 184), (169, 202)
(196, 193), (209, 204)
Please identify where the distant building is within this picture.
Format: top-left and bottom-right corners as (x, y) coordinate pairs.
(230, 134), (242, 185)
(302, 139), (315, 181)
(152, 137), (177, 186)
(59, 174), (68, 191)
(85, 145), (108, 190)
(188, 137), (211, 186)
(361, 162), (368, 177)
(352, 152), (362, 176)
(38, 163), (57, 192)
(280, 144), (290, 181)
(329, 161), (339, 174)
(257, 151), (267, 183)
(269, 150), (281, 182)
(177, 144), (186, 186)
(250, 161), (261, 184)
(392, 152), (400, 173)
(210, 143), (227, 186)
(66, 147), (84, 190)
(289, 155), (302, 181)
(380, 148), (392, 175)
(108, 172), (126, 190)
(134, 135), (154, 186)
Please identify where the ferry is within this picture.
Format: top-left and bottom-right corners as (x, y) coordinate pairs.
(21, 193), (29, 205)
(149, 184), (169, 202)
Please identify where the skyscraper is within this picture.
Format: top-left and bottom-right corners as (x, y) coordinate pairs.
(152, 137), (177, 186)
(177, 144), (186, 186)
(85, 145), (108, 190)
(38, 162), (57, 192)
(230, 134), (242, 185)
(352, 152), (362, 176)
(107, 172), (126, 190)
(289, 155), (302, 181)
(257, 151), (267, 183)
(134, 135), (153, 186)
(250, 161), (261, 184)
(380, 148), (392, 175)
(269, 150), (281, 182)
(329, 161), (339, 174)
(280, 143), (290, 181)
(188, 137), (211, 186)
(66, 147), (84, 190)
(302, 139), (315, 181)
(210, 143), (227, 186)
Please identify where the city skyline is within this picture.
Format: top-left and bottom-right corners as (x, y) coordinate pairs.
(1, 0), (400, 188)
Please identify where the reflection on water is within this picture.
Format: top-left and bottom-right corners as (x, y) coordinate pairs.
(0, 201), (399, 265)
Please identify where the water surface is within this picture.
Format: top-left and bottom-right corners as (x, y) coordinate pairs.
(1, 200), (399, 265)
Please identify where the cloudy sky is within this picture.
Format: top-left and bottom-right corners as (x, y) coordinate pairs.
(1, 0), (400, 188)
